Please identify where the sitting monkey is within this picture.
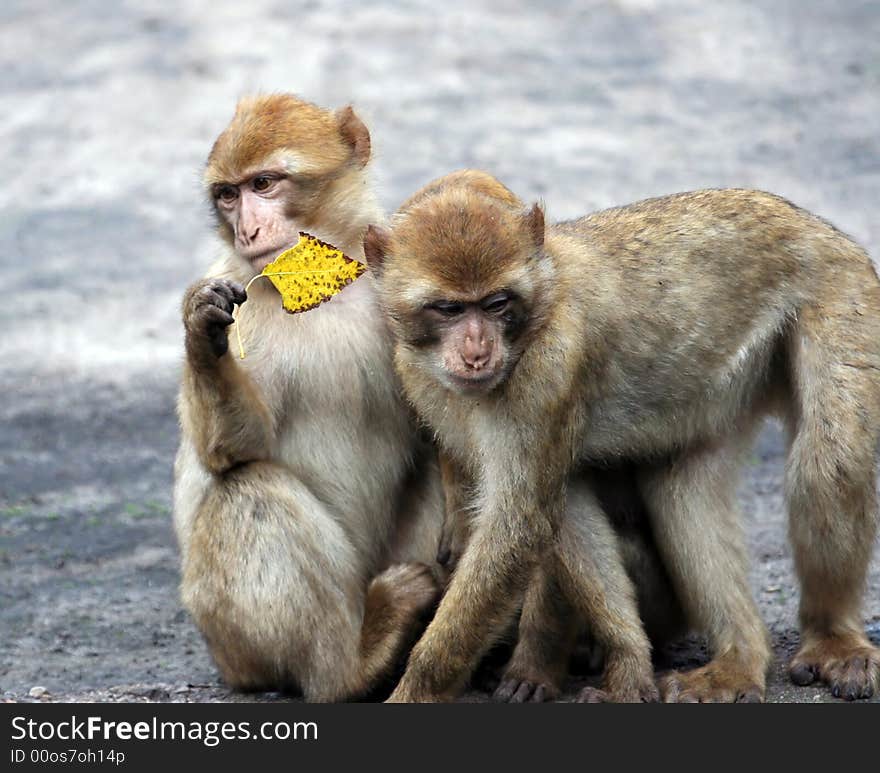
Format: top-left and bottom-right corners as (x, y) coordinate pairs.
(173, 95), (444, 702)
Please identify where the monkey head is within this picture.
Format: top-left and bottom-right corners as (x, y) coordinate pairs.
(365, 183), (551, 396)
(204, 94), (372, 274)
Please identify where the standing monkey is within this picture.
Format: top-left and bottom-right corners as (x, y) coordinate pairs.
(365, 170), (880, 702)
(428, 173), (677, 702)
(173, 94), (444, 702)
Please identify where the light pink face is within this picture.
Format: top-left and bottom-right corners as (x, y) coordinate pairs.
(418, 292), (527, 395)
(212, 172), (302, 273)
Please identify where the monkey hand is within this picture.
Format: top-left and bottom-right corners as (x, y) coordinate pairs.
(494, 671), (560, 703)
(375, 562), (440, 621)
(183, 278), (247, 360)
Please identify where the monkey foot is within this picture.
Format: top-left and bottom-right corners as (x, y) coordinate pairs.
(789, 636), (880, 701)
(576, 678), (659, 703)
(493, 672), (559, 703)
(385, 688), (443, 703)
(659, 662), (764, 703)
(376, 563), (440, 616)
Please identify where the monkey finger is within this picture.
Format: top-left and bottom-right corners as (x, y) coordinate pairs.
(211, 279), (247, 308)
(659, 675), (701, 702)
(209, 279), (235, 303)
(658, 673), (683, 702)
(202, 285), (237, 314)
(227, 280), (247, 306)
(201, 305), (235, 329)
(641, 683), (661, 703)
(575, 686), (609, 703)
(828, 656), (877, 701)
(616, 681), (660, 703)
(789, 660), (819, 686)
(510, 682), (537, 703)
(529, 684), (548, 703)
(491, 679), (517, 702)
(493, 678), (531, 703)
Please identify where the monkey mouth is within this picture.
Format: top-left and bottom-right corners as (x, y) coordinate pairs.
(244, 242), (298, 273)
(447, 370), (501, 393)
(245, 254), (273, 273)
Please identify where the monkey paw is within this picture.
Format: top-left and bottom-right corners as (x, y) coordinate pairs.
(576, 679), (659, 703)
(658, 663), (764, 703)
(493, 672), (559, 703)
(376, 562), (439, 616)
(385, 687), (442, 703)
(182, 278), (247, 359)
(789, 636), (880, 701)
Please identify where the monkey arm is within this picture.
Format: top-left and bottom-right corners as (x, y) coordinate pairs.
(178, 277), (275, 475)
(179, 355), (275, 475)
(388, 435), (571, 702)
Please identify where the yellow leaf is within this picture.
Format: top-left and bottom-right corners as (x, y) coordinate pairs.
(258, 232), (366, 314)
(235, 232), (366, 358)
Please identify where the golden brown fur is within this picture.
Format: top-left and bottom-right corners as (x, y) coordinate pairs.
(405, 173), (675, 703)
(368, 171), (880, 703)
(173, 95), (443, 702)
(204, 94), (364, 184)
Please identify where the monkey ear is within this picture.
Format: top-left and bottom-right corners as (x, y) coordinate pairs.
(523, 202), (545, 249)
(364, 224), (390, 274)
(336, 105), (371, 167)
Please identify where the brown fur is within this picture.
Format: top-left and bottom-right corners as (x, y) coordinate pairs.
(173, 95), (444, 702)
(205, 94), (355, 185)
(492, 566), (576, 703)
(491, 481), (686, 702)
(369, 170), (880, 702)
(401, 175), (672, 702)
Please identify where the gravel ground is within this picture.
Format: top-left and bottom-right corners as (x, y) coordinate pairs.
(1, 0), (878, 703)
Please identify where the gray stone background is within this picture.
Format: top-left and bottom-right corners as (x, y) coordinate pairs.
(1, 0), (878, 702)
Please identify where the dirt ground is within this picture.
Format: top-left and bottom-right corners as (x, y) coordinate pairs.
(1, 0), (878, 704)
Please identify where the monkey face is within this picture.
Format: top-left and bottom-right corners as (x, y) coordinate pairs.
(204, 94), (373, 276)
(210, 174), (308, 272)
(415, 291), (528, 395)
(364, 182), (549, 398)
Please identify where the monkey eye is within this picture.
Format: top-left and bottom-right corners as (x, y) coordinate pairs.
(481, 292), (512, 314)
(252, 175), (276, 193)
(426, 300), (465, 317)
(216, 185), (238, 203)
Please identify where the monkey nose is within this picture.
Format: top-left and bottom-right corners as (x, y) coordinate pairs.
(461, 349), (489, 370)
(236, 226), (261, 247)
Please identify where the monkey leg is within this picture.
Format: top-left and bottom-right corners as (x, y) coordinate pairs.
(182, 461), (438, 702)
(615, 524), (688, 648)
(553, 482), (659, 703)
(594, 464), (688, 647)
(638, 445), (770, 703)
(495, 476), (687, 703)
(386, 435), (586, 702)
(785, 313), (880, 700)
(787, 447), (880, 702)
(493, 567), (578, 703)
